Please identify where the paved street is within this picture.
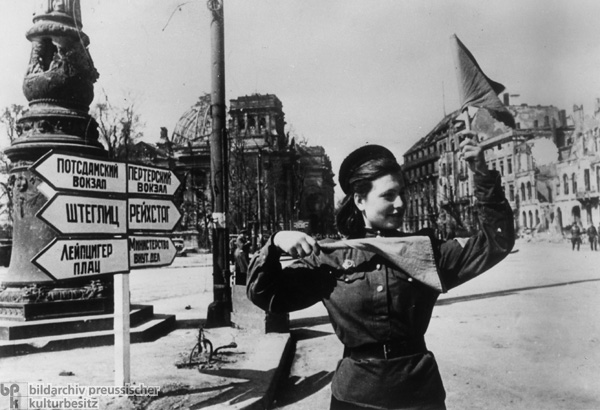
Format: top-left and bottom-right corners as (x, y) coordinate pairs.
(2, 239), (599, 410)
(271, 239), (600, 410)
(128, 254), (214, 323)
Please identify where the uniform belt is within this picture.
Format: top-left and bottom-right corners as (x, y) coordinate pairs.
(348, 340), (426, 360)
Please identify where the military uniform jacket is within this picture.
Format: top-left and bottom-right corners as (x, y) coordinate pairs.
(247, 171), (515, 409)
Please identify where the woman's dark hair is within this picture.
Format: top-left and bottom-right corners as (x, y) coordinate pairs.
(335, 157), (402, 238)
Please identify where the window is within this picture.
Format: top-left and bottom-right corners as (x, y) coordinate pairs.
(572, 173), (577, 193)
(584, 169), (590, 191)
(527, 181), (532, 200)
(509, 184), (515, 201)
(521, 183), (526, 201)
(528, 211), (533, 228)
(507, 158), (513, 174)
(563, 174), (569, 194)
(499, 160), (504, 176)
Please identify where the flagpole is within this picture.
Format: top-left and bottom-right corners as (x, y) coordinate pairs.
(464, 108), (471, 131)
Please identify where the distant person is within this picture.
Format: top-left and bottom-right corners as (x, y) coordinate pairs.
(234, 234), (249, 285)
(229, 237), (237, 264)
(587, 225), (598, 251)
(571, 224), (581, 251)
(247, 133), (515, 410)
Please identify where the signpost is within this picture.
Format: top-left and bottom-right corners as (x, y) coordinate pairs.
(31, 152), (127, 194)
(128, 236), (177, 269)
(32, 238), (129, 280)
(127, 163), (180, 196)
(37, 195), (127, 236)
(127, 198), (181, 232)
(30, 151), (182, 386)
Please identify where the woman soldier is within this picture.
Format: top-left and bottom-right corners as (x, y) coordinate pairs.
(247, 132), (515, 409)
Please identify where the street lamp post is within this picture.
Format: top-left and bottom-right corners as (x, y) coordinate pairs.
(256, 150), (263, 244)
(205, 0), (231, 327)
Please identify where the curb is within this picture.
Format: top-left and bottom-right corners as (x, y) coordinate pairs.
(195, 332), (295, 410)
(243, 334), (295, 410)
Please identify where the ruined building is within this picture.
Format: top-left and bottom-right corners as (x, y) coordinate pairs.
(169, 93), (335, 249)
(401, 94), (599, 238)
(550, 102), (600, 231)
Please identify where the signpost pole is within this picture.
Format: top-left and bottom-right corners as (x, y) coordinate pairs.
(114, 272), (130, 386)
(29, 144), (182, 387)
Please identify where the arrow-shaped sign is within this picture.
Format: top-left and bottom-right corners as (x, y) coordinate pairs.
(127, 163), (181, 197)
(127, 198), (181, 232)
(31, 152), (127, 194)
(32, 238), (129, 281)
(128, 236), (177, 269)
(37, 195), (127, 236)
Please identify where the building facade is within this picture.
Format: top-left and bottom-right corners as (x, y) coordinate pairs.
(551, 103), (600, 231)
(168, 93), (335, 249)
(401, 95), (582, 238)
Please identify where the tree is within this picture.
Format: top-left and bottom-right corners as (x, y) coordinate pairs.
(1, 105), (25, 145)
(0, 104), (23, 236)
(92, 92), (145, 161)
(228, 132), (259, 234)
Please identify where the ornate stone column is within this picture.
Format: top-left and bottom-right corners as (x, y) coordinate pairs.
(0, 0), (109, 319)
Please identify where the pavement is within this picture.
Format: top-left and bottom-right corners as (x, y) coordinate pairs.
(3, 238), (600, 410)
(271, 237), (600, 410)
(0, 253), (295, 410)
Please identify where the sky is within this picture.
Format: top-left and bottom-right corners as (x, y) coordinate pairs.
(2, 0), (600, 199)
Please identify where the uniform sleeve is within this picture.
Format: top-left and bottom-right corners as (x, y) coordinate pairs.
(435, 170), (515, 290)
(246, 237), (334, 313)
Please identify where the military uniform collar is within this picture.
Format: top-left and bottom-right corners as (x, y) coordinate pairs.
(364, 228), (401, 238)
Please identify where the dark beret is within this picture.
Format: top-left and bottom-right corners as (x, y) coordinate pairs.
(338, 145), (397, 195)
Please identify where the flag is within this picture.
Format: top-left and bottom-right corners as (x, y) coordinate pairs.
(451, 34), (515, 129)
(320, 236), (444, 292)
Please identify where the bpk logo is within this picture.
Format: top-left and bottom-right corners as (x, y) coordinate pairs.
(0, 383), (26, 409)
